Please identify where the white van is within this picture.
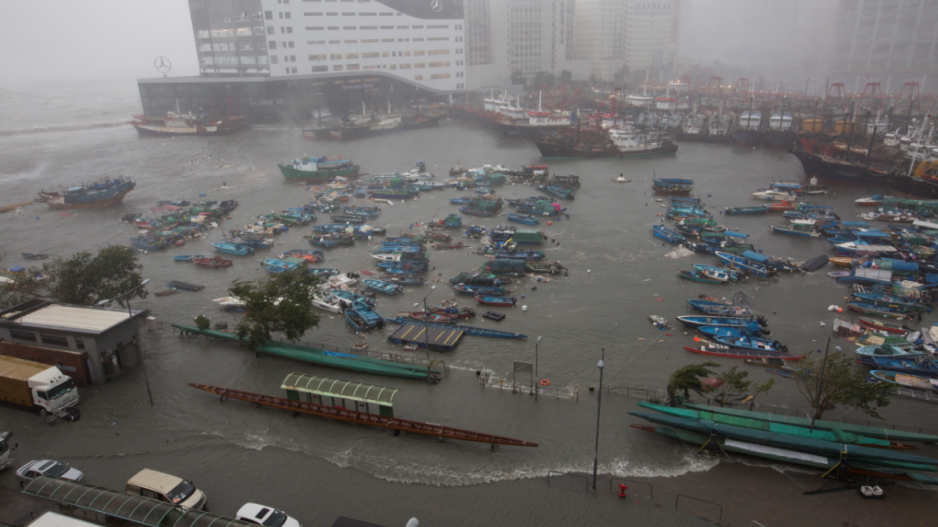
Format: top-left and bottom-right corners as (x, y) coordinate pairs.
(125, 469), (207, 510)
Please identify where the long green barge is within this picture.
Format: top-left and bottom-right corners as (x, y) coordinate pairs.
(172, 324), (438, 381)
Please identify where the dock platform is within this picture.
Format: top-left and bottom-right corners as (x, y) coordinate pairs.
(387, 323), (464, 351)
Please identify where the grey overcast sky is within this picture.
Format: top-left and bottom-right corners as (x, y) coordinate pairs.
(1, 0), (199, 83)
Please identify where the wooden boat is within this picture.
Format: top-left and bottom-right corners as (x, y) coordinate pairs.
(507, 213), (540, 225)
(675, 316), (767, 333)
(856, 195), (884, 206)
(474, 294), (517, 307)
(432, 241), (468, 250)
(482, 311), (506, 321)
(492, 250), (545, 261)
(188, 384), (537, 447)
(403, 311), (457, 324)
(767, 200), (796, 212)
(652, 224), (685, 245)
(362, 279), (404, 295)
(725, 206), (769, 215)
(21, 253), (49, 260)
(193, 256), (233, 269)
(382, 267), (425, 277)
(848, 301), (912, 319)
(426, 305), (474, 319)
(829, 256), (874, 268)
(652, 178), (693, 194)
(309, 236), (339, 248)
(677, 270), (724, 284)
(858, 316), (908, 334)
(869, 370), (938, 391)
(167, 280), (205, 292)
(174, 254), (203, 262)
(683, 345), (802, 360)
(454, 284), (509, 296)
(212, 242), (254, 256)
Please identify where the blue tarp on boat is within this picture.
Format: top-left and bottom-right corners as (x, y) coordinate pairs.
(724, 231), (749, 239)
(741, 251), (770, 263)
(879, 258), (919, 272)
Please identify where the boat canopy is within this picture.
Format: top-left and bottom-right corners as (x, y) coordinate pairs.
(281, 372), (398, 407)
(724, 231), (749, 239)
(741, 251), (770, 263)
(840, 221), (870, 227)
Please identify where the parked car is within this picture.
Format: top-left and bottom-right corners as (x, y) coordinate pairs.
(125, 468), (207, 510)
(236, 503), (301, 527)
(16, 459), (84, 485)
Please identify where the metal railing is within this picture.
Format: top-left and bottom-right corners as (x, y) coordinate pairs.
(546, 471), (588, 491)
(675, 494), (723, 523)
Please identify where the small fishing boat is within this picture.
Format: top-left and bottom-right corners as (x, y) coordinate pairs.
(675, 315), (768, 333)
(492, 250), (545, 261)
(683, 345), (802, 361)
(309, 236), (340, 248)
(450, 197), (473, 205)
(767, 200), (796, 212)
(857, 356), (938, 378)
(854, 345), (923, 358)
(312, 292), (345, 314)
(686, 299), (753, 318)
(858, 316), (908, 334)
(382, 267), (426, 277)
(383, 277), (425, 287)
(283, 249), (324, 263)
(869, 370), (938, 391)
(403, 311), (457, 324)
(848, 302), (913, 319)
(427, 305), (475, 319)
(474, 294), (517, 307)
(454, 284), (510, 296)
(174, 254), (204, 262)
(432, 241), (469, 250)
(21, 253), (50, 260)
(677, 270), (725, 284)
(344, 301), (385, 331)
(331, 289), (375, 307)
(652, 178), (694, 195)
(263, 258), (299, 270)
(212, 242), (254, 256)
(424, 230), (452, 241)
(828, 271), (852, 278)
(829, 257), (873, 268)
(692, 264), (743, 281)
(482, 311), (506, 321)
(698, 325), (763, 339)
(714, 251), (773, 278)
(652, 224), (685, 245)
(167, 280), (205, 292)
(362, 279), (404, 295)
(193, 256), (233, 269)
(711, 335), (787, 352)
(725, 206), (769, 215)
(507, 213), (540, 225)
(649, 315), (670, 330)
(771, 223), (821, 238)
(856, 195), (884, 207)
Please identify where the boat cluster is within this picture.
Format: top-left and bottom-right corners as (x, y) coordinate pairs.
(123, 199), (239, 252)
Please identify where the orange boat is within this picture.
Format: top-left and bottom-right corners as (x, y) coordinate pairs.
(768, 200), (796, 212)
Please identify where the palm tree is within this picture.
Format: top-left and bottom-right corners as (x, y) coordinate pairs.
(666, 361), (719, 405)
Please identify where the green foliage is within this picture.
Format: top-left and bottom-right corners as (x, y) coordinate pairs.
(713, 366), (775, 407)
(667, 361), (719, 401)
(230, 268), (321, 350)
(0, 246), (146, 308)
(794, 351), (895, 420)
(613, 65), (631, 86)
(194, 315), (211, 331)
(510, 69), (526, 86)
(531, 71), (555, 88)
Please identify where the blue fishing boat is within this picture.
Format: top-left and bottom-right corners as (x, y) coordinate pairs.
(698, 326), (764, 339)
(507, 213), (540, 225)
(714, 251), (773, 278)
(854, 345), (923, 358)
(771, 224), (821, 238)
(852, 293), (928, 311)
(652, 225), (685, 245)
(230, 237), (274, 249)
(847, 301), (913, 318)
(382, 267), (426, 277)
(377, 260), (427, 271)
(363, 279), (404, 295)
(384, 277), (425, 287)
(725, 206), (769, 215)
(675, 316), (768, 333)
(857, 356), (938, 378)
(263, 258), (298, 270)
(377, 245), (425, 254)
(653, 178), (693, 194)
(309, 236), (340, 248)
(454, 284), (509, 296)
(212, 242), (254, 256)
(677, 270), (725, 284)
(686, 299), (753, 318)
(692, 264), (744, 281)
(491, 250), (545, 261)
(331, 289), (375, 307)
(345, 303), (386, 332)
(683, 241), (717, 255)
(670, 196), (702, 205)
(450, 197), (473, 205)
(174, 254), (204, 262)
(712, 335), (787, 353)
(474, 294), (517, 307)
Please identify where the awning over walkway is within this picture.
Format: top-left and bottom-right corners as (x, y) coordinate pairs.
(22, 476), (252, 527)
(281, 372), (398, 407)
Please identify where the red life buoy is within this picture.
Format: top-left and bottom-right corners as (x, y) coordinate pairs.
(404, 263), (411, 270)
(540, 379), (550, 386)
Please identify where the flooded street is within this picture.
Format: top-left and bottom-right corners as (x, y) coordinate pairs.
(1, 80), (937, 526)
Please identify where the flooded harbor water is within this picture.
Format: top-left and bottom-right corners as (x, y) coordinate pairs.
(1, 80), (937, 526)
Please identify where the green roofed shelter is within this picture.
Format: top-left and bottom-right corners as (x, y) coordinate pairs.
(282, 372), (399, 417)
(21, 476), (253, 527)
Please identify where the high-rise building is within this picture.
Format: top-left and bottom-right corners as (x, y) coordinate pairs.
(464, 0), (588, 89)
(574, 0), (679, 81)
(829, 0), (938, 92)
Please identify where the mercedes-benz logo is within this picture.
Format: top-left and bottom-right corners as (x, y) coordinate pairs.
(430, 0), (442, 13)
(154, 56), (172, 74)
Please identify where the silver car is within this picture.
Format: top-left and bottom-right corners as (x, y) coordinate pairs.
(16, 459), (85, 485)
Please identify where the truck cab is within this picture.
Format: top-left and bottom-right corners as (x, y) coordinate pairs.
(29, 368), (79, 414)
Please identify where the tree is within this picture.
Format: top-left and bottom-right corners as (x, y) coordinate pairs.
(230, 268), (321, 350)
(712, 366), (775, 407)
(667, 361), (719, 403)
(794, 352), (895, 420)
(510, 69), (526, 86)
(0, 246), (147, 308)
(558, 70), (572, 86)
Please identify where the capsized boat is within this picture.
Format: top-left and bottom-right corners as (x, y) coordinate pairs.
(652, 224), (685, 245)
(869, 370), (938, 392)
(454, 284), (510, 296)
(474, 294), (517, 307)
(38, 177), (136, 210)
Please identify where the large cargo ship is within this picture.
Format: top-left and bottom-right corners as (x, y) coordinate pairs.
(733, 111), (762, 147)
(763, 112), (796, 150)
(790, 149), (895, 186)
(277, 156), (360, 182)
(534, 126), (677, 158)
(38, 177), (136, 210)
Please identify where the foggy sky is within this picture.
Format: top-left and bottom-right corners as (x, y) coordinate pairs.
(0, 0), (199, 84)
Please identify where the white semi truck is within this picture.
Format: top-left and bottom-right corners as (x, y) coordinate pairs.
(0, 355), (79, 415)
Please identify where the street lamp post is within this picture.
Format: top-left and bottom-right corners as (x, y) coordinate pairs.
(98, 279), (152, 406)
(592, 348), (605, 490)
(535, 335), (542, 400)
(812, 321), (842, 430)
(413, 285), (437, 384)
